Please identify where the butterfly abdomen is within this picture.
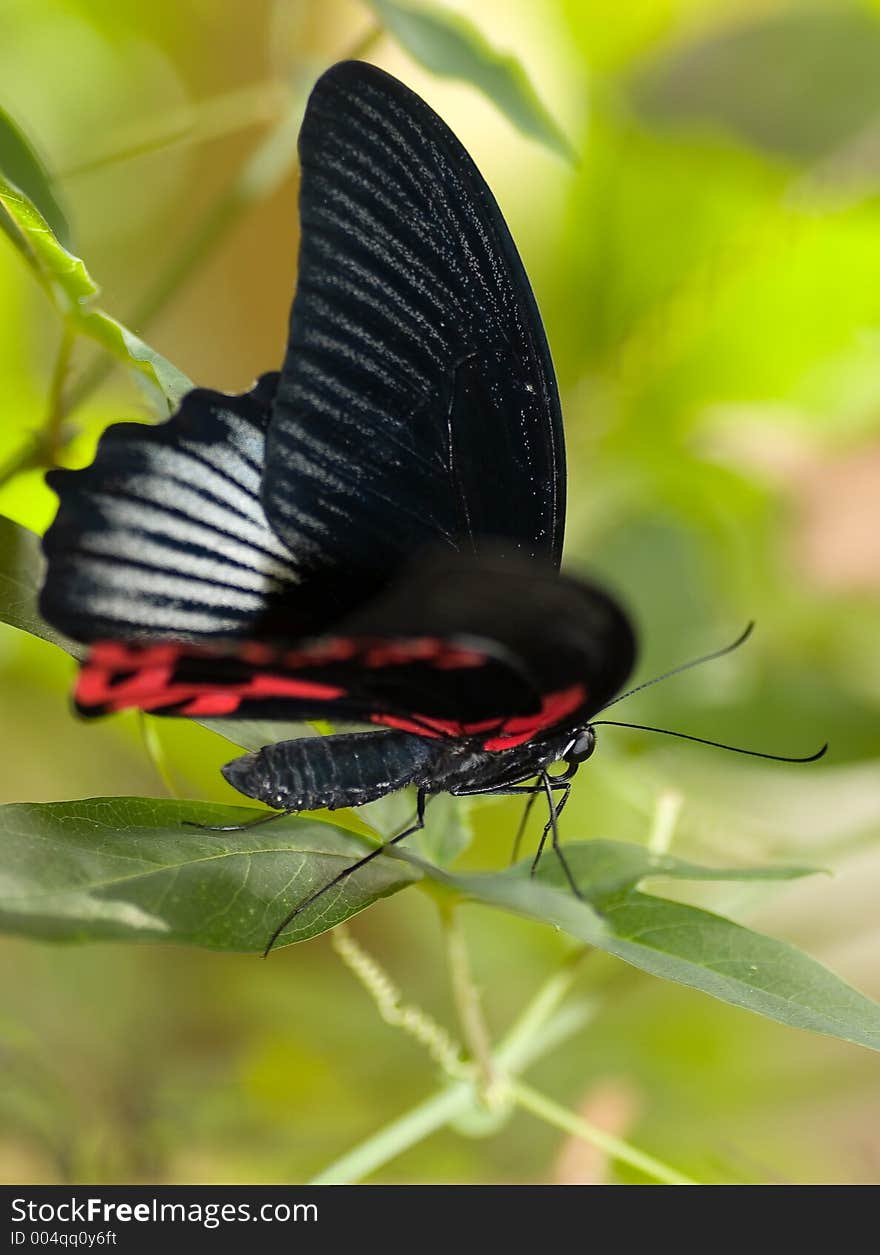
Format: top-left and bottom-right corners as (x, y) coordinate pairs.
(221, 729), (440, 812)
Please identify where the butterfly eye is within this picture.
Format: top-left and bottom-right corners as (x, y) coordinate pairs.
(567, 728), (596, 763)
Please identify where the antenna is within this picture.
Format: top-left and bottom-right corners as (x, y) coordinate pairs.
(597, 622), (755, 714)
(591, 719), (828, 764)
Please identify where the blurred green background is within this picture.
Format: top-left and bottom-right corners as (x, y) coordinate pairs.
(2, 0), (880, 1184)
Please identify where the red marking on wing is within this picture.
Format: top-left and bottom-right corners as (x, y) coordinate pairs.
(172, 672), (347, 717)
(480, 684), (585, 750)
(284, 639), (358, 666)
(369, 714), (446, 740)
(368, 683), (587, 750)
(282, 636), (488, 671)
(365, 640), (436, 667)
(431, 648), (487, 669)
(180, 693), (242, 716)
(360, 638), (486, 668)
(239, 641), (277, 666)
(75, 640), (579, 747)
(88, 642), (184, 668)
(76, 643), (345, 716)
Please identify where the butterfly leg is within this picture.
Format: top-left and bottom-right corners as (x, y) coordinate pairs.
(511, 790), (539, 864)
(186, 809), (296, 834)
(530, 774), (581, 898)
(449, 778), (571, 867)
(262, 788), (429, 957)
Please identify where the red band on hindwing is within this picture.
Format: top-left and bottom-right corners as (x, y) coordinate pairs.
(76, 636), (495, 719)
(75, 642), (345, 716)
(368, 682), (586, 750)
(74, 641), (584, 748)
(479, 683), (585, 750)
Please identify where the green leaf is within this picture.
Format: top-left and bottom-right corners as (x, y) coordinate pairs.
(414, 791), (473, 866)
(0, 514), (80, 656)
(531, 839), (822, 902)
(0, 798), (419, 949)
(368, 0), (574, 161)
(0, 105), (70, 248)
(1, 792), (875, 1052)
(0, 171), (191, 408)
(357, 788), (420, 842)
(598, 890), (880, 1046)
(78, 309), (192, 410)
(632, 8), (880, 165)
(0, 172), (94, 306)
(359, 788), (473, 863)
(408, 841), (880, 1053)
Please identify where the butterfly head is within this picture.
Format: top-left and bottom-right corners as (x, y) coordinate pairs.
(562, 726), (597, 767)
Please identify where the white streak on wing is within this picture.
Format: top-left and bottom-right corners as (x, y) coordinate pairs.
(119, 474), (293, 560)
(90, 495), (298, 582)
(76, 557), (267, 611)
(222, 410), (267, 460)
(181, 441), (262, 494)
(78, 530), (287, 595)
(77, 592), (247, 635)
(180, 415), (264, 492)
(135, 448), (270, 527)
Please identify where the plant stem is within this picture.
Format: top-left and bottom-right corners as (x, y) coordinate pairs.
(443, 906), (497, 1099)
(508, 1079), (698, 1186)
(309, 1083), (472, 1185)
(648, 789), (683, 855)
(308, 996), (595, 1186)
(57, 82), (287, 179)
(138, 713), (180, 799)
(43, 323), (75, 464)
(331, 925), (467, 1079)
(0, 322), (75, 489)
(0, 432), (42, 489)
(321, 930), (694, 1184)
(494, 947), (589, 1071)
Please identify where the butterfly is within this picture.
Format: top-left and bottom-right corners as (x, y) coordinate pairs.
(38, 60), (822, 946)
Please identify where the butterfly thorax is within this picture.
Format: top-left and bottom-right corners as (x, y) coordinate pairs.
(414, 729), (576, 797)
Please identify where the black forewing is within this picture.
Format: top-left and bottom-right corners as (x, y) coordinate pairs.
(262, 59), (566, 580)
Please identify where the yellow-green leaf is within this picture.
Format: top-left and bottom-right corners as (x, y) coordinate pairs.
(0, 172), (191, 407)
(0, 104), (70, 248)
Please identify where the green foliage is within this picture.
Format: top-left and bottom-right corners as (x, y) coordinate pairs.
(0, 174), (96, 305)
(368, 0), (574, 159)
(0, 514), (78, 655)
(0, 172), (190, 410)
(2, 760), (879, 1054)
(632, 7), (880, 163)
(427, 846), (880, 1053)
(0, 798), (418, 948)
(0, 105), (70, 247)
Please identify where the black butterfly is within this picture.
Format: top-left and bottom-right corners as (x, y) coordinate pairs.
(38, 61), (822, 947)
